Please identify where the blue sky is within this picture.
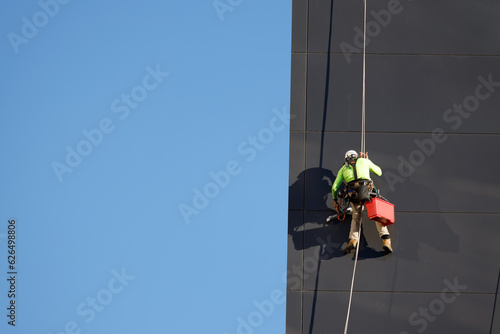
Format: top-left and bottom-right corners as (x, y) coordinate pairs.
(0, 1), (291, 333)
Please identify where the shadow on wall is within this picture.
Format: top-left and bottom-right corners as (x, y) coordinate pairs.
(289, 167), (347, 259)
(288, 168), (460, 261)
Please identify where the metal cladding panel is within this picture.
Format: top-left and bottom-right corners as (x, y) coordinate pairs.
(288, 0), (500, 333)
(301, 291), (495, 334)
(291, 0), (308, 52)
(287, 210), (304, 291)
(286, 291), (302, 334)
(307, 0), (500, 55)
(306, 53), (500, 133)
(493, 290), (500, 334)
(290, 53), (307, 131)
(289, 131), (305, 210)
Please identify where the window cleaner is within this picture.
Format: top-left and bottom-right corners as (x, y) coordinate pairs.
(330, 150), (393, 253)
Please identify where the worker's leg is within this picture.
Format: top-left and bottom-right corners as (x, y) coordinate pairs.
(375, 222), (390, 239)
(349, 202), (363, 241)
(375, 222), (393, 253)
(344, 202), (363, 253)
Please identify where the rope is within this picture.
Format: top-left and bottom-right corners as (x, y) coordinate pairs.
(337, 197), (349, 221)
(343, 218), (362, 334)
(360, 0), (367, 154)
(344, 1), (367, 333)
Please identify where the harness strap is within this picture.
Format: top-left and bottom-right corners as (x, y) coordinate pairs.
(352, 159), (358, 180)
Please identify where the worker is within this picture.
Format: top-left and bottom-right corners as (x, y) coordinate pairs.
(332, 150), (393, 253)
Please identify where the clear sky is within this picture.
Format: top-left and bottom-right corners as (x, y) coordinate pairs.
(0, 1), (291, 333)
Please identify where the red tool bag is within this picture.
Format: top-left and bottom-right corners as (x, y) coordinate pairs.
(365, 197), (395, 226)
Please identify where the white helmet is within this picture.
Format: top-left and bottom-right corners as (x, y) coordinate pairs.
(344, 150), (358, 163)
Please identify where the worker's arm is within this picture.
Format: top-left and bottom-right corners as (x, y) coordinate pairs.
(331, 167), (345, 199)
(369, 160), (382, 176)
(360, 152), (381, 176)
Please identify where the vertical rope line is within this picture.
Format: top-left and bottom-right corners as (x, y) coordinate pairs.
(343, 217), (362, 334)
(344, 1), (367, 333)
(361, 0), (367, 154)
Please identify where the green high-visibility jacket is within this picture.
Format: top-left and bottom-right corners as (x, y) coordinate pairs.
(331, 158), (382, 199)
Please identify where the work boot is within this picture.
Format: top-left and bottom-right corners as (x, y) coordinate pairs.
(382, 239), (393, 253)
(344, 239), (357, 254)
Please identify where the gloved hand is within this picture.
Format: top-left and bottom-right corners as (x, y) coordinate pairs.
(360, 151), (369, 159)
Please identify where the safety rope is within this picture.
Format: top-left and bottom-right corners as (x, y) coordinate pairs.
(343, 215), (362, 334)
(360, 0), (367, 154)
(337, 197), (349, 221)
(344, 1), (367, 333)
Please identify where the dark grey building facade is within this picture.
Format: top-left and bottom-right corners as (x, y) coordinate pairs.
(287, 1), (500, 333)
